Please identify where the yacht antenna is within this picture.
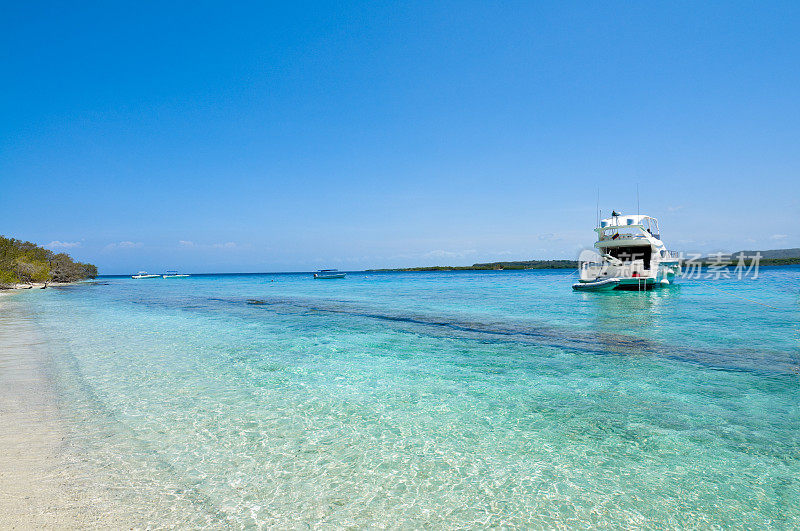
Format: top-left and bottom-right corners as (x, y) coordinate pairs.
(636, 183), (640, 218)
(596, 187), (600, 227)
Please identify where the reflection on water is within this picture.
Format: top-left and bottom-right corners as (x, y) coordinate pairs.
(583, 285), (678, 331)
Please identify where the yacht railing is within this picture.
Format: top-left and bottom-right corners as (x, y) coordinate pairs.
(597, 227), (667, 241)
(597, 232), (649, 242)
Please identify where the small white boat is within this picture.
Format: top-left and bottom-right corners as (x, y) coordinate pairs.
(163, 270), (190, 278)
(132, 271), (160, 279)
(313, 269), (346, 279)
(574, 211), (680, 291)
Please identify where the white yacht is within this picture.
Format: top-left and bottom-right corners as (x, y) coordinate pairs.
(573, 211), (680, 291)
(132, 271), (160, 279)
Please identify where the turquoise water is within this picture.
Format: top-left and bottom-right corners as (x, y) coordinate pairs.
(8, 268), (800, 527)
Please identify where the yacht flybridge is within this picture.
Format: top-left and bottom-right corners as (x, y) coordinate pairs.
(573, 212), (680, 291)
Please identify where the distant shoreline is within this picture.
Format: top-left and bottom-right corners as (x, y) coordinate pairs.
(368, 260), (578, 272)
(93, 258), (800, 277)
(369, 257), (800, 273)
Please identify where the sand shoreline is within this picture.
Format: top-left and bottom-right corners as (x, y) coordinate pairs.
(1, 281), (82, 291)
(0, 296), (114, 528)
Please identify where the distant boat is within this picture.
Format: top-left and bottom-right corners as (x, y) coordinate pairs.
(313, 269), (346, 279)
(132, 271), (160, 279)
(163, 271), (190, 278)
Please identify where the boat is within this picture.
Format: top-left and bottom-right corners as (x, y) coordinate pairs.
(313, 269), (346, 279)
(163, 271), (190, 278)
(132, 271), (160, 279)
(573, 211), (681, 291)
(571, 277), (621, 291)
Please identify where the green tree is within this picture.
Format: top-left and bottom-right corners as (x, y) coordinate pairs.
(0, 235), (97, 287)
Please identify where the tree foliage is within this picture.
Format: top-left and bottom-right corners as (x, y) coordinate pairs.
(0, 236), (98, 287)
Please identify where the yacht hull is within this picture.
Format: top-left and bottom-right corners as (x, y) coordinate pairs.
(614, 277), (656, 290)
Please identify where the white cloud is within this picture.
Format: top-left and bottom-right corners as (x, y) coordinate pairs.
(47, 240), (81, 249)
(424, 249), (476, 259)
(178, 241), (240, 250)
(538, 233), (563, 241)
(104, 241), (143, 251)
(770, 234), (788, 240)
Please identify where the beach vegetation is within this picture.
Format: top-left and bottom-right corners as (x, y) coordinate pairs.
(0, 236), (97, 287)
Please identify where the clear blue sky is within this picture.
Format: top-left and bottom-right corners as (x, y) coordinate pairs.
(2, 1), (798, 273)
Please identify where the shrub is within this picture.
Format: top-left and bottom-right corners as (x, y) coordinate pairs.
(0, 235), (97, 286)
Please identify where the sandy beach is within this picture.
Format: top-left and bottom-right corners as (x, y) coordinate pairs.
(0, 294), (113, 528)
(2, 282), (79, 291)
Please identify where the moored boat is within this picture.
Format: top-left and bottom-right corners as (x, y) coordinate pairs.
(571, 277), (621, 291)
(573, 211), (680, 291)
(163, 270), (190, 278)
(313, 269), (346, 279)
(132, 271), (160, 279)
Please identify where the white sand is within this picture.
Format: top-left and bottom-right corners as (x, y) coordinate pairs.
(0, 297), (118, 528)
(3, 281), (78, 290)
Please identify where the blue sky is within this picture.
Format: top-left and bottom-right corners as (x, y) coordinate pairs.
(2, 1), (798, 273)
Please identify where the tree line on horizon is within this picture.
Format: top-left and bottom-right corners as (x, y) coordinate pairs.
(0, 235), (97, 288)
(368, 252), (800, 272)
(369, 259), (579, 271)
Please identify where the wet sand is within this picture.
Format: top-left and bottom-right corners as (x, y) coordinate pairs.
(0, 294), (112, 528)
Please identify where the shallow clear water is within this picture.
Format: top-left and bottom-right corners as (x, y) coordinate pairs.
(7, 268), (800, 527)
